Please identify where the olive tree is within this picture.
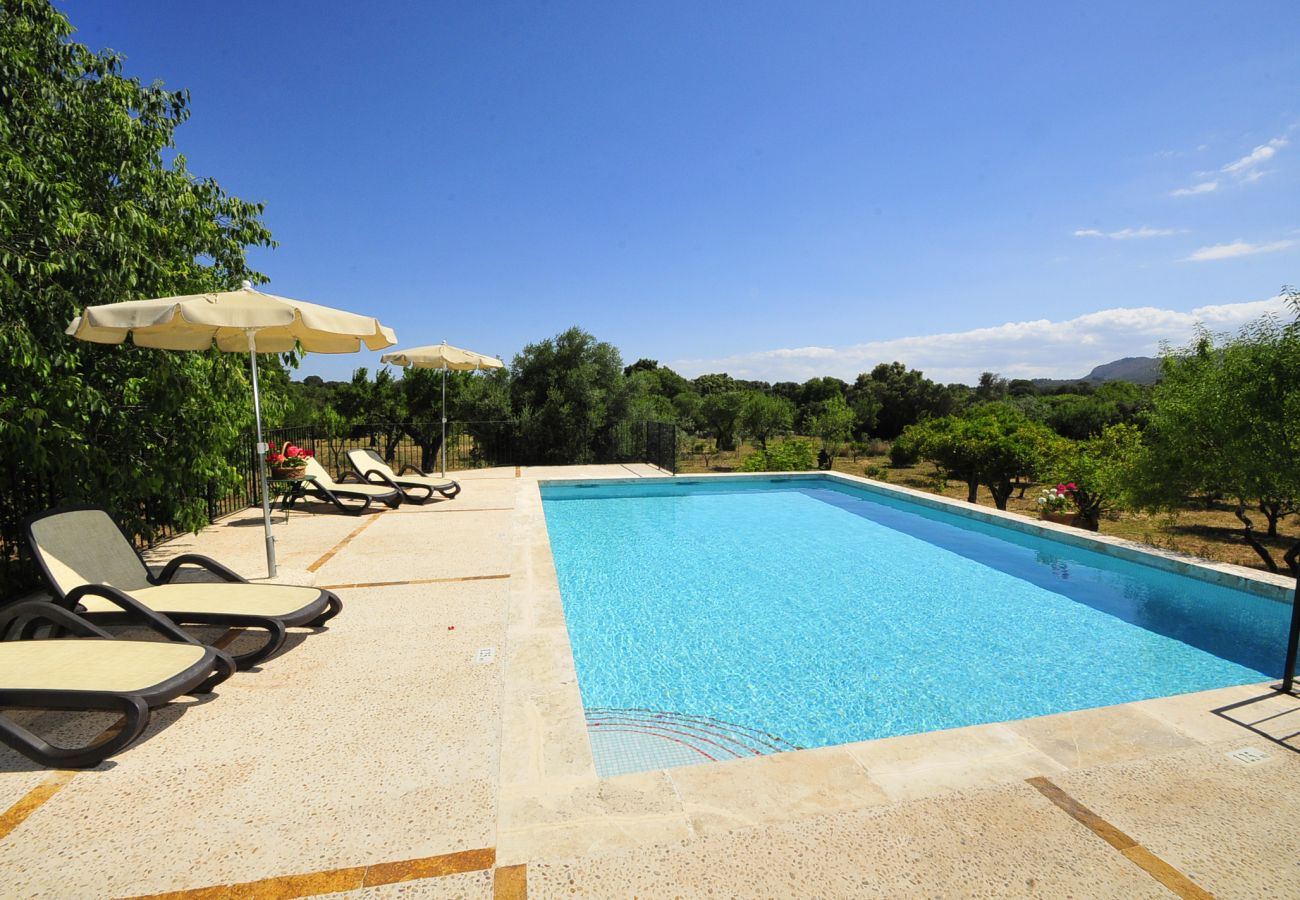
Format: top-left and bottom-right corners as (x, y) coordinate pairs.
(1129, 296), (1300, 571)
(901, 403), (1063, 509)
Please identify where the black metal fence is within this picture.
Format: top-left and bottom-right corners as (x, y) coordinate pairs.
(0, 418), (678, 599)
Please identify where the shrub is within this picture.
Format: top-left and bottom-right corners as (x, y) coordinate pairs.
(863, 464), (889, 482)
(738, 438), (817, 472)
(889, 434), (920, 466)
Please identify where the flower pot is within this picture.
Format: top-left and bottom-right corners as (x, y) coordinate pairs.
(270, 466), (306, 480)
(1039, 510), (1079, 527)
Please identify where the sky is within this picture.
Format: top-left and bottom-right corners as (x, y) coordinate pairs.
(60, 1), (1300, 384)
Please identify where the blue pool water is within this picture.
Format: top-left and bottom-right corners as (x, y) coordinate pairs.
(541, 477), (1291, 771)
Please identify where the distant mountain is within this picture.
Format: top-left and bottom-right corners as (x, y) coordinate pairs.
(1031, 356), (1160, 389)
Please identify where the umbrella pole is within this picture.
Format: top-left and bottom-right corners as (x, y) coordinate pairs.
(440, 365), (447, 478)
(247, 330), (277, 578)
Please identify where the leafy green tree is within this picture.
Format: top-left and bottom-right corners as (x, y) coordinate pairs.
(796, 376), (847, 431)
(671, 391), (703, 431)
(338, 367), (406, 462)
(975, 372), (1009, 402)
(1129, 300), (1300, 570)
(903, 404), (1063, 509)
(692, 372), (736, 396)
(859, 362), (955, 439)
(699, 390), (747, 451)
(1047, 424), (1143, 530)
(739, 392), (794, 449)
(0, 1), (274, 592)
(806, 394), (856, 463)
(510, 327), (625, 464)
(400, 367), (450, 471)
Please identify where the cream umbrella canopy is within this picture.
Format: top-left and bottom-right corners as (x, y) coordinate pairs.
(379, 342), (504, 477)
(67, 280), (397, 578)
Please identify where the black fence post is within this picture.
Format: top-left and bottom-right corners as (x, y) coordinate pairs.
(1282, 576), (1299, 694)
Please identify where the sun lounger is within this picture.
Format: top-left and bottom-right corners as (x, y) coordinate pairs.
(346, 448), (461, 503)
(0, 601), (235, 767)
(26, 506), (343, 669)
(293, 456), (403, 514)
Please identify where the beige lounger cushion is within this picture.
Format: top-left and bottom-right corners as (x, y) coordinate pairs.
(76, 583), (324, 617)
(346, 450), (454, 487)
(303, 457), (395, 497)
(0, 640), (206, 692)
(27, 509), (152, 594)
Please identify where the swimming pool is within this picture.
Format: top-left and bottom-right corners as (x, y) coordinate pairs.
(541, 475), (1292, 777)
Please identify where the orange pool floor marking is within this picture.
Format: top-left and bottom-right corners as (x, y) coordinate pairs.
(0, 769), (77, 841)
(1027, 777), (1214, 899)
(306, 515), (380, 573)
(121, 847), (498, 899)
(319, 573), (510, 590)
(494, 863), (527, 899)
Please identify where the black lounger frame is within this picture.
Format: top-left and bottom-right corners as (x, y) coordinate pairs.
(24, 505), (343, 669)
(349, 448), (462, 504)
(0, 601), (235, 767)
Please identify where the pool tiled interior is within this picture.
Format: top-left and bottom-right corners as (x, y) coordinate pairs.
(0, 464), (1296, 898)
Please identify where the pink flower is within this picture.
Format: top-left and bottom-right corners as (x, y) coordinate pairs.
(1066, 482), (1077, 491)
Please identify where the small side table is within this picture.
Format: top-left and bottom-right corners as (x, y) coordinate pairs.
(269, 473), (317, 517)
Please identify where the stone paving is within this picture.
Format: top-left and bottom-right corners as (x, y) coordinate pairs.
(0, 464), (1296, 899)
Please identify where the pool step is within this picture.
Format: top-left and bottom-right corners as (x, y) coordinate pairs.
(585, 707), (801, 777)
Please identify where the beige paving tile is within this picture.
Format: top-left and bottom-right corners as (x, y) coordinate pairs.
(845, 722), (1068, 801)
(1131, 682), (1278, 745)
(497, 771), (690, 866)
(1008, 703), (1198, 769)
(312, 509), (512, 584)
(1051, 742), (1300, 900)
(667, 745), (890, 834)
(525, 780), (1169, 899)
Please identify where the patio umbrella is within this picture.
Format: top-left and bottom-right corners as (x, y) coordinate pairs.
(379, 342), (504, 477)
(67, 280), (397, 578)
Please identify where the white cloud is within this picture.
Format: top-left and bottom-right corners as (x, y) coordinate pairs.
(1183, 239), (1298, 262)
(1221, 137), (1287, 174)
(1170, 180), (1218, 197)
(667, 296), (1292, 384)
(1073, 227), (1180, 240)
(1169, 134), (1290, 195)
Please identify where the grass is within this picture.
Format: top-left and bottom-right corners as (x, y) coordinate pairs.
(677, 440), (1299, 576)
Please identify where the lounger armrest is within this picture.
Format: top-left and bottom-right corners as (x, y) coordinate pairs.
(0, 601), (115, 641)
(360, 467), (404, 490)
(154, 554), (248, 585)
(398, 464), (429, 476)
(63, 584), (205, 647)
(335, 470), (368, 484)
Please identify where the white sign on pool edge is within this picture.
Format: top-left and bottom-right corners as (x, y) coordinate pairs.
(474, 647), (496, 665)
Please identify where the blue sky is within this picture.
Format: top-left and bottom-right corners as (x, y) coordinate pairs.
(62, 1), (1299, 383)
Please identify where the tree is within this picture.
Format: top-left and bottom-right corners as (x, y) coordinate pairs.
(1129, 299), (1300, 571)
(0, 1), (274, 594)
(975, 372), (1009, 402)
(338, 367), (406, 461)
(400, 367), (449, 472)
(510, 327), (625, 464)
(796, 377), (848, 432)
(1049, 423), (1143, 531)
(739, 392), (794, 449)
(699, 391), (747, 451)
(859, 362), (955, 439)
(692, 373), (736, 396)
(902, 404), (1062, 509)
(806, 394), (856, 463)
